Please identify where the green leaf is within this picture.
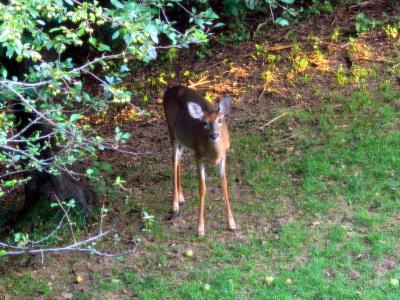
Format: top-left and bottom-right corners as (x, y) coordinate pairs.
(99, 163), (113, 172)
(147, 45), (157, 61)
(0, 250), (7, 257)
(4, 179), (17, 187)
(69, 113), (82, 122)
(87, 168), (94, 177)
(89, 37), (97, 46)
(112, 31), (120, 40)
(111, 0), (124, 9)
(145, 24), (159, 43)
(120, 64), (129, 72)
(97, 43), (111, 52)
(280, 0), (295, 4)
(105, 76), (114, 84)
(275, 17), (289, 27)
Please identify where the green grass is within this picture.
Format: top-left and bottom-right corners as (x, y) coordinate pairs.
(0, 273), (51, 299)
(113, 83), (400, 299)
(2, 79), (400, 299)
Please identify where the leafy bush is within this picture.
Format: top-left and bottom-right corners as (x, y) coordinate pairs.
(0, 0), (219, 197)
(354, 12), (381, 35)
(218, 0), (296, 26)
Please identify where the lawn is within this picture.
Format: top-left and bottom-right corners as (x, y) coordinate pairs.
(2, 6), (400, 299)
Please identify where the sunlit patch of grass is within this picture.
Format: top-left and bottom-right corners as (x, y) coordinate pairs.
(261, 68), (278, 93)
(294, 56), (310, 73)
(351, 64), (375, 82)
(289, 44), (310, 73)
(113, 106), (138, 122)
(251, 43), (268, 61)
(252, 43), (284, 63)
(182, 69), (209, 84)
(331, 26), (340, 42)
(227, 65), (250, 79)
(383, 23), (399, 39)
(335, 64), (349, 85)
(347, 39), (372, 60)
(311, 49), (330, 71)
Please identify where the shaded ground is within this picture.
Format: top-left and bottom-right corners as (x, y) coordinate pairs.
(1, 1), (400, 299)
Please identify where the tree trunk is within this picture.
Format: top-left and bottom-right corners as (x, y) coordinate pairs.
(23, 166), (97, 218)
(13, 103), (97, 220)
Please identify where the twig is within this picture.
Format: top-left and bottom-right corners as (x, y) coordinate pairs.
(0, 230), (127, 257)
(188, 76), (211, 88)
(0, 79), (52, 88)
(390, 63), (400, 71)
(269, 4), (275, 23)
(255, 20), (268, 34)
(257, 86), (267, 102)
(0, 144), (51, 167)
(31, 213), (67, 246)
(259, 112), (288, 130)
(267, 44), (292, 52)
(273, 133), (300, 143)
(54, 194), (77, 244)
(349, 0), (374, 9)
(0, 168), (35, 179)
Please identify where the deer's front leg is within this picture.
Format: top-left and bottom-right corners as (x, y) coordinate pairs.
(219, 156), (237, 231)
(196, 160), (206, 236)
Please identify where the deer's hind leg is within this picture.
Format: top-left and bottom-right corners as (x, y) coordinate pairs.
(170, 140), (182, 218)
(176, 147), (186, 206)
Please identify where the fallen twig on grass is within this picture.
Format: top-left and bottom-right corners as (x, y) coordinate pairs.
(273, 133), (300, 144)
(258, 86), (267, 102)
(0, 230), (138, 262)
(349, 0), (375, 9)
(259, 112), (289, 130)
(188, 76), (211, 88)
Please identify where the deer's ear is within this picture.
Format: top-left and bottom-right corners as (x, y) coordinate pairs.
(218, 96), (232, 115)
(187, 102), (204, 119)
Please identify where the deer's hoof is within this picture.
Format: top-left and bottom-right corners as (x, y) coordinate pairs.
(197, 225), (205, 237)
(178, 195), (185, 206)
(167, 210), (180, 220)
(227, 227), (239, 232)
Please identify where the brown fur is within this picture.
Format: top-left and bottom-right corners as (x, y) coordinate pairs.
(163, 86), (237, 236)
(163, 86), (229, 164)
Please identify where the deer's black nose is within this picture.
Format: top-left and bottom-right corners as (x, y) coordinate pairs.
(209, 131), (219, 141)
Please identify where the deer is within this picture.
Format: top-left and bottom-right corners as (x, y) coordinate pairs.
(163, 86), (237, 236)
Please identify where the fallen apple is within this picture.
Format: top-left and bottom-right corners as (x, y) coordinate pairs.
(185, 249), (194, 258)
(265, 276), (274, 286)
(75, 275), (83, 284)
(389, 278), (399, 287)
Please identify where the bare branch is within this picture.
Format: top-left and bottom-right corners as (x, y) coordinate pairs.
(0, 230), (138, 257)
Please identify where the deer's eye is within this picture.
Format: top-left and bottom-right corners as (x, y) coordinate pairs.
(217, 118), (222, 124)
(202, 121), (208, 128)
